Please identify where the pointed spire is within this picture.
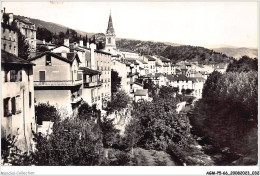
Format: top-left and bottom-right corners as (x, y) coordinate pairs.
(106, 11), (115, 35)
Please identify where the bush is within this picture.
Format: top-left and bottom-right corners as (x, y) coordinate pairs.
(35, 103), (60, 125)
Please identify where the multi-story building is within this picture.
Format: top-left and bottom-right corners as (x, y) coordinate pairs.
(80, 67), (102, 107)
(29, 51), (83, 115)
(111, 59), (129, 94)
(142, 55), (156, 75)
(14, 18), (36, 58)
(167, 74), (193, 94)
(1, 49), (36, 152)
(1, 22), (18, 56)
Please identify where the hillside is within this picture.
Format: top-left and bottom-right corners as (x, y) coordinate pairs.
(14, 15), (95, 37)
(212, 47), (258, 59)
(14, 14), (236, 64)
(116, 39), (234, 64)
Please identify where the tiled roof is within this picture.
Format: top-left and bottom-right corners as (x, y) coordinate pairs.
(167, 74), (191, 81)
(29, 51), (80, 64)
(134, 89), (148, 96)
(156, 55), (171, 62)
(144, 55), (156, 61)
(79, 67), (101, 75)
(1, 50), (35, 65)
(156, 62), (162, 66)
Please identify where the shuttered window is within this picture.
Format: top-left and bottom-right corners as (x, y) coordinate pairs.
(4, 98), (10, 117)
(29, 92), (32, 107)
(11, 97), (16, 115)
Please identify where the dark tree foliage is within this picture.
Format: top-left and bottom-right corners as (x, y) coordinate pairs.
(111, 70), (121, 93)
(202, 71), (222, 98)
(35, 103), (60, 125)
(36, 27), (53, 42)
(107, 91), (131, 112)
(100, 116), (120, 148)
(190, 71), (258, 165)
(226, 56), (258, 72)
(33, 118), (103, 166)
(37, 45), (50, 53)
(158, 86), (178, 98)
(77, 102), (93, 120)
(143, 81), (158, 97)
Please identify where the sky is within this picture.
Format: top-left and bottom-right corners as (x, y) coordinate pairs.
(1, 1), (258, 48)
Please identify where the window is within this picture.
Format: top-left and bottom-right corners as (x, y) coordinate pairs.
(3, 44), (6, 50)
(16, 95), (21, 113)
(14, 46), (16, 54)
(46, 55), (51, 66)
(11, 97), (16, 115)
(108, 38), (111, 44)
(29, 92), (32, 107)
(9, 45), (11, 51)
(18, 70), (22, 81)
(3, 98), (11, 117)
(10, 70), (17, 82)
(4, 70), (9, 82)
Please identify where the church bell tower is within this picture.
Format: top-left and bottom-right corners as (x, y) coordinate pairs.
(105, 11), (116, 53)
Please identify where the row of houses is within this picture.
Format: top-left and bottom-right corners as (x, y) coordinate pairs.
(1, 10), (112, 152)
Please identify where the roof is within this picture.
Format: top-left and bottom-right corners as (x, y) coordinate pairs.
(73, 47), (85, 52)
(50, 45), (70, 51)
(1, 50), (35, 65)
(127, 59), (139, 65)
(133, 81), (143, 87)
(189, 77), (206, 82)
(166, 74), (191, 81)
(106, 13), (115, 35)
(155, 73), (164, 77)
(79, 67), (101, 75)
(144, 55), (156, 61)
(156, 55), (171, 62)
(95, 49), (111, 55)
(137, 59), (148, 64)
(156, 62), (162, 67)
(29, 51), (81, 64)
(14, 18), (35, 25)
(36, 39), (56, 46)
(134, 89), (148, 96)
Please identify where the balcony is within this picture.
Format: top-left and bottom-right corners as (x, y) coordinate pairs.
(83, 81), (102, 88)
(34, 79), (82, 87)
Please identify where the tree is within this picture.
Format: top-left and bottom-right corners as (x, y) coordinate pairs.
(226, 56), (258, 72)
(111, 70), (121, 93)
(107, 90), (130, 112)
(35, 103), (60, 125)
(36, 27), (53, 42)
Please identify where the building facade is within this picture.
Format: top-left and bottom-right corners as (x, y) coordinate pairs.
(1, 50), (36, 152)
(29, 52), (83, 115)
(14, 18), (37, 58)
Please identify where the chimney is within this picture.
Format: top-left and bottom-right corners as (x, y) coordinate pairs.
(64, 38), (69, 47)
(79, 40), (83, 47)
(90, 43), (96, 69)
(86, 42), (90, 48)
(61, 52), (67, 58)
(43, 39), (45, 44)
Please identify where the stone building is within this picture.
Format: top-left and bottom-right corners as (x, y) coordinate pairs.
(14, 18), (37, 57)
(1, 50), (36, 152)
(1, 23), (18, 56)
